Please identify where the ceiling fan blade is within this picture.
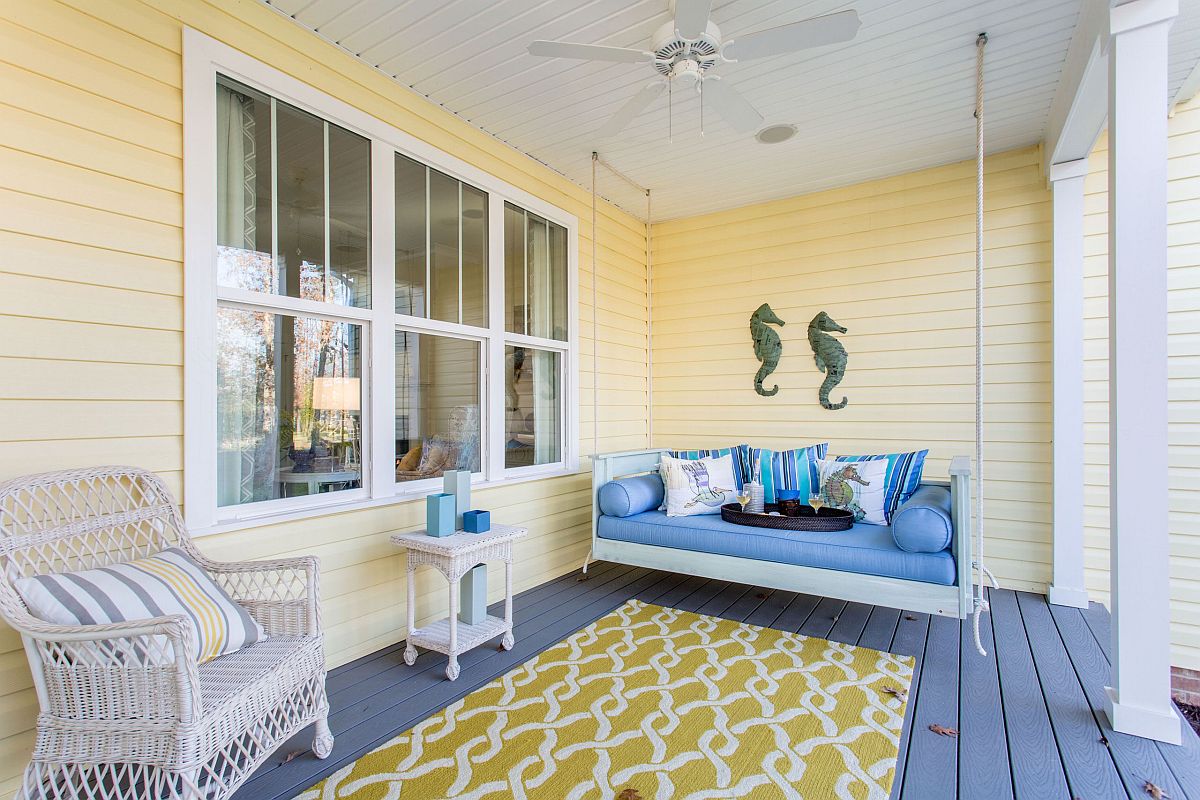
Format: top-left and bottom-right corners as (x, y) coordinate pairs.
(673, 0), (712, 39)
(722, 9), (861, 61)
(528, 40), (653, 63)
(703, 78), (763, 133)
(598, 82), (666, 138)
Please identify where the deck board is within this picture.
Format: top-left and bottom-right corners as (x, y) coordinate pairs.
(957, 599), (1013, 800)
(887, 610), (930, 797)
(234, 566), (1200, 800)
(989, 588), (1071, 800)
(1016, 591), (1127, 800)
(900, 613), (960, 800)
(856, 605), (901, 652)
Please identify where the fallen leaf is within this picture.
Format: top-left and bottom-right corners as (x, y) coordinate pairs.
(883, 685), (908, 703)
(928, 723), (958, 737)
(755, 592), (768, 599)
(616, 789), (643, 800)
(282, 750), (305, 764)
(1143, 781), (1170, 799)
(1099, 735), (1109, 747)
(905, 614), (917, 621)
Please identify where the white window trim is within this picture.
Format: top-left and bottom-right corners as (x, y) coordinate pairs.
(183, 29), (579, 537)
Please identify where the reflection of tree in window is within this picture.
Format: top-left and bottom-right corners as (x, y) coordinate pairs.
(217, 310), (361, 506)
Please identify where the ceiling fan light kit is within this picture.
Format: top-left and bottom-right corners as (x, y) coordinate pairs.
(756, 123), (798, 145)
(526, 0), (860, 140)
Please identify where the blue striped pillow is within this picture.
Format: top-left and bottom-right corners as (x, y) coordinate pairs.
(833, 450), (929, 522)
(749, 443), (829, 504)
(669, 445), (752, 490)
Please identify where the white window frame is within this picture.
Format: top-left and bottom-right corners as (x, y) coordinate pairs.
(183, 29), (579, 536)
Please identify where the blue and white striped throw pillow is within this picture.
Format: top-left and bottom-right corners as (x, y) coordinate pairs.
(749, 443), (830, 504)
(14, 547), (264, 664)
(833, 449), (929, 522)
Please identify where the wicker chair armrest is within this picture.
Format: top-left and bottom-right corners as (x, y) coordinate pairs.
(16, 612), (203, 723)
(196, 555), (322, 637)
(19, 613), (193, 644)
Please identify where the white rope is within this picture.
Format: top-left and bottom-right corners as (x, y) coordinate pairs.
(646, 188), (653, 448)
(592, 153), (600, 461)
(972, 32), (993, 658)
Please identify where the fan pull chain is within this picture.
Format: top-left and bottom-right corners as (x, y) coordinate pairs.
(668, 80), (674, 143)
(700, 79), (705, 138)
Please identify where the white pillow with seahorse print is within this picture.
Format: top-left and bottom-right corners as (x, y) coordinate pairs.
(815, 457), (889, 526)
(659, 453), (739, 517)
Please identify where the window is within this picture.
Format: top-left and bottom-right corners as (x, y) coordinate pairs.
(395, 332), (482, 480)
(395, 155), (487, 326)
(214, 76), (368, 511)
(217, 309), (363, 506)
(185, 33), (577, 531)
(505, 204), (567, 341)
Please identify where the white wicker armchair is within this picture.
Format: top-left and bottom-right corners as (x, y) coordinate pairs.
(0, 466), (333, 800)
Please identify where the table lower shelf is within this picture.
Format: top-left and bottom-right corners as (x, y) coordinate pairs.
(407, 614), (511, 656)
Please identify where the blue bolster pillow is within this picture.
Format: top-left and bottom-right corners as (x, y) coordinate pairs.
(598, 474), (665, 518)
(891, 485), (954, 553)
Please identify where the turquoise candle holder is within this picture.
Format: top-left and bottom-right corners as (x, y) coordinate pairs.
(426, 493), (455, 537)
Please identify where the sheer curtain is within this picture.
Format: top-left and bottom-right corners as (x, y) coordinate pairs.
(216, 83), (278, 506)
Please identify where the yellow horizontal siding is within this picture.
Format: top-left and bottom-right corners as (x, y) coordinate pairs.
(0, 0), (648, 790)
(650, 144), (1054, 597)
(1081, 97), (1200, 672)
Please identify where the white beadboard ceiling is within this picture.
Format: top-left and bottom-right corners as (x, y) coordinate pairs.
(264, 0), (1200, 221)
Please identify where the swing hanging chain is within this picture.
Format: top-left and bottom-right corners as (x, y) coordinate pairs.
(972, 31), (993, 658)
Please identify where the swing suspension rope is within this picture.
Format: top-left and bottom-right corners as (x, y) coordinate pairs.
(972, 32), (997, 658)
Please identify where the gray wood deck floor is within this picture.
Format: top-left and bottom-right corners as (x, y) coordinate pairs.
(235, 561), (1200, 800)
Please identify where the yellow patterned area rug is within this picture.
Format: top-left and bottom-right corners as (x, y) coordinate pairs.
(299, 599), (913, 800)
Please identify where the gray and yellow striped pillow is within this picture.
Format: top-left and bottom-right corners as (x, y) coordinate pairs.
(14, 547), (264, 663)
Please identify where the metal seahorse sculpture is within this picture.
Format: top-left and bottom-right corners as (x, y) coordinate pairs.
(750, 303), (785, 397)
(808, 311), (849, 410)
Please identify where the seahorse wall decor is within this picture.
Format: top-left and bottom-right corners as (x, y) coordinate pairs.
(808, 311), (849, 410)
(750, 303), (785, 397)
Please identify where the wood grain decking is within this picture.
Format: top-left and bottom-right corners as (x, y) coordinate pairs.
(234, 562), (1200, 800)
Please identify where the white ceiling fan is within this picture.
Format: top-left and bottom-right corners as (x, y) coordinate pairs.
(527, 0), (861, 139)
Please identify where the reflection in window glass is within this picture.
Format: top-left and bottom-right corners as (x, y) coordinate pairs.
(429, 170), (459, 323)
(395, 154), (426, 317)
(328, 125), (371, 307)
(395, 159), (488, 327)
(461, 185), (487, 328)
(217, 308), (362, 506)
(504, 203), (567, 340)
(216, 76), (370, 308)
(504, 346), (560, 468)
(504, 202), (526, 335)
(395, 333), (482, 482)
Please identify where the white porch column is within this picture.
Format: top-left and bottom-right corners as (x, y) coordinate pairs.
(1048, 158), (1090, 610)
(1104, 0), (1180, 744)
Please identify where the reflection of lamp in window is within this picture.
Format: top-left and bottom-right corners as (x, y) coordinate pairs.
(313, 377), (361, 468)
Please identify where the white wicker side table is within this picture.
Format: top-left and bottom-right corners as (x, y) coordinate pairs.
(390, 524), (527, 680)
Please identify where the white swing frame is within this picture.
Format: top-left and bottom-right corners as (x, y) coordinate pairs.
(587, 449), (975, 619)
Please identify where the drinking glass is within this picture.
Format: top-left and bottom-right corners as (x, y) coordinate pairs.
(808, 494), (825, 515)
